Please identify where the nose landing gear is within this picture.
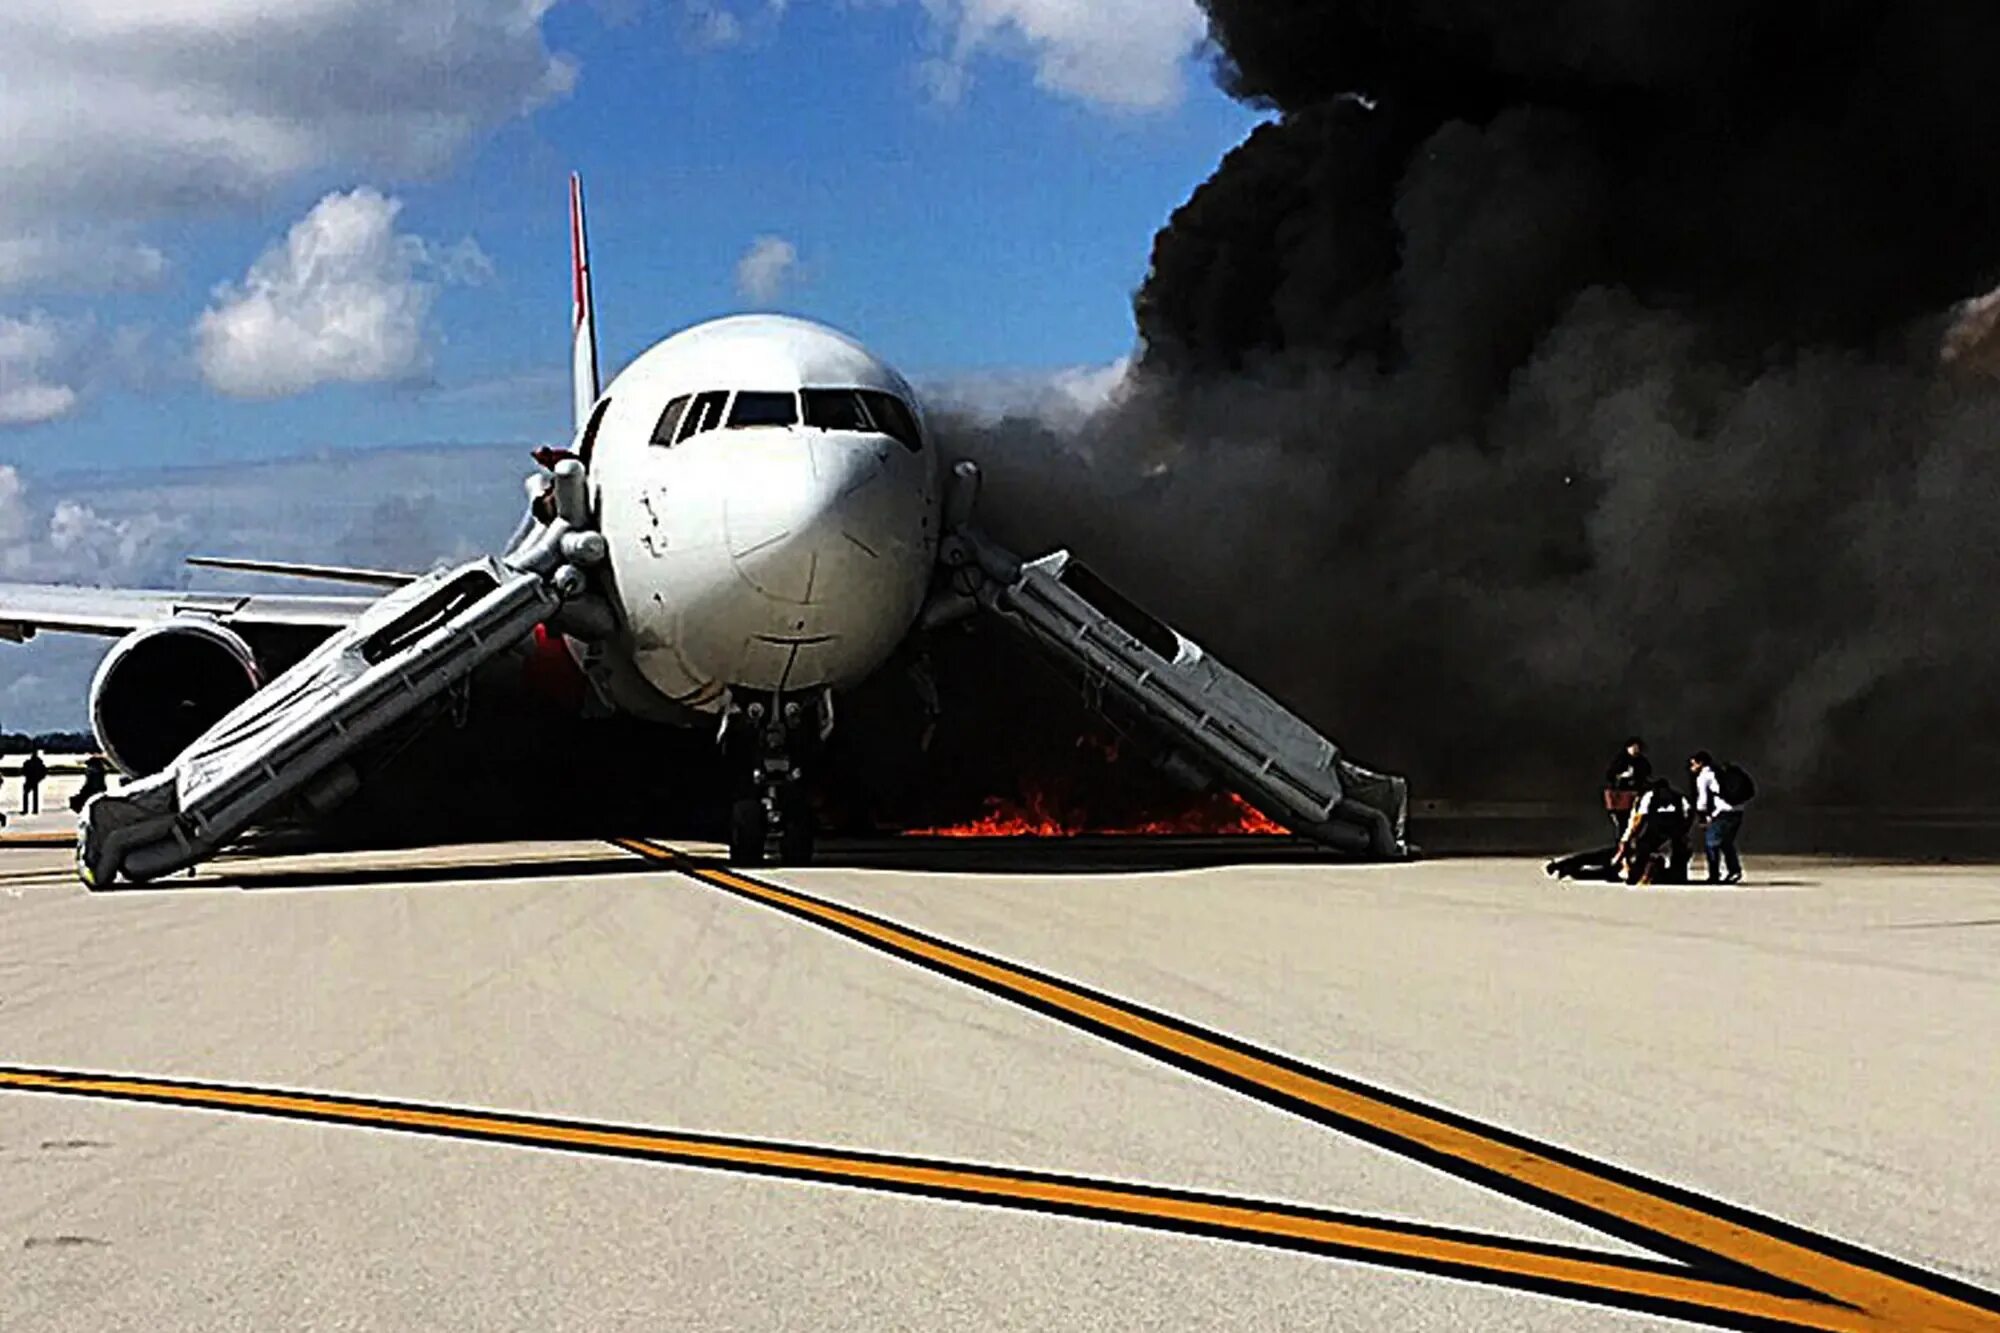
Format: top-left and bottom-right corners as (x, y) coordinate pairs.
(726, 694), (822, 866)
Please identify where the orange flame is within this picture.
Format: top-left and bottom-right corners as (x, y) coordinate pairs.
(906, 789), (1288, 839)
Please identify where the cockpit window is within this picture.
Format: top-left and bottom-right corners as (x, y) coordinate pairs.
(859, 390), (923, 453)
(802, 389), (871, 433)
(675, 390), (730, 445)
(651, 394), (691, 447)
(801, 388), (923, 452)
(728, 391), (799, 428)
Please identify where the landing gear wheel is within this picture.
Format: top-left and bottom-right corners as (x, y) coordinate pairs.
(728, 797), (769, 866)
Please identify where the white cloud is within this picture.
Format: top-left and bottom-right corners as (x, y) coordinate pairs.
(195, 188), (490, 399)
(0, 313), (86, 427)
(0, 1), (572, 290)
(736, 235), (801, 305)
(683, 0), (746, 48)
(684, 0), (1205, 112)
(915, 0), (1207, 111)
(0, 465), (187, 585)
(0, 234), (169, 296)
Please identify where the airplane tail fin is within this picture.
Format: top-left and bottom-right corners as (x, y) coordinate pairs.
(569, 172), (601, 436)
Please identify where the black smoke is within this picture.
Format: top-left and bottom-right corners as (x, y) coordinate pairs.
(935, 2), (2000, 806)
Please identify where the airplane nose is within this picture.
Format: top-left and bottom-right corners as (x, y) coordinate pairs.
(725, 432), (894, 603)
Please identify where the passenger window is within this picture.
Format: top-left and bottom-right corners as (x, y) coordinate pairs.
(860, 391), (923, 452)
(652, 394), (691, 447)
(728, 391), (799, 428)
(802, 389), (871, 432)
(676, 390), (730, 444)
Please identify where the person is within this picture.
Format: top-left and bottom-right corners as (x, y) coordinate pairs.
(1616, 777), (1692, 885)
(1603, 737), (1652, 833)
(1546, 844), (1622, 882)
(1690, 751), (1745, 884)
(70, 754), (109, 813)
(21, 749), (46, 814)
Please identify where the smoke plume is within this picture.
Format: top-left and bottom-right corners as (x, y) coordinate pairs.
(939, 2), (2000, 805)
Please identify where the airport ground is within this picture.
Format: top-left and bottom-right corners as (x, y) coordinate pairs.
(3, 772), (1998, 1331)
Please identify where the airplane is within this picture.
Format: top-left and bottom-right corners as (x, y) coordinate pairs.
(0, 176), (1408, 886)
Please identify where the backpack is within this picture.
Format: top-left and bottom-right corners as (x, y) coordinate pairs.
(1718, 764), (1756, 805)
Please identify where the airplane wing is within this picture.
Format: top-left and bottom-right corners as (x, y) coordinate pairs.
(0, 583), (376, 641)
(183, 556), (419, 589)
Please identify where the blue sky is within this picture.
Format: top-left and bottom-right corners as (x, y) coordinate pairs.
(0, 0), (1262, 474)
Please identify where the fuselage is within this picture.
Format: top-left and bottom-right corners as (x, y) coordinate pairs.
(588, 315), (941, 712)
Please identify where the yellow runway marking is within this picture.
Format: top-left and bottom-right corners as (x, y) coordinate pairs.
(614, 838), (2000, 1333)
(0, 1064), (1842, 1327)
(0, 832), (77, 848)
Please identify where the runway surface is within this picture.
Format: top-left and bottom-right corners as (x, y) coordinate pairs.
(4, 788), (1998, 1330)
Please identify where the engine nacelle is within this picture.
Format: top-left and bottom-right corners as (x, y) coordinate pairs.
(89, 619), (263, 776)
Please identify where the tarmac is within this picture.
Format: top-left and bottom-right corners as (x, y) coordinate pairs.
(3, 772), (1998, 1331)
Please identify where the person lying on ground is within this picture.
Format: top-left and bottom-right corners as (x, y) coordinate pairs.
(1546, 845), (1622, 882)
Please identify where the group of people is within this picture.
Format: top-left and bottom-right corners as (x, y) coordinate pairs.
(0, 751), (113, 822)
(1547, 738), (1752, 886)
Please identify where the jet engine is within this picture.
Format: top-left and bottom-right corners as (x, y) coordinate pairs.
(89, 619), (263, 776)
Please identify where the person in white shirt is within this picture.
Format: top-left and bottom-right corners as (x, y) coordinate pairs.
(1689, 751), (1743, 884)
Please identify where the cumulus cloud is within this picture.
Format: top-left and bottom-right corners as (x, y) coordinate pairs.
(195, 188), (490, 399)
(0, 0), (572, 290)
(735, 235), (801, 305)
(0, 234), (168, 296)
(683, 0), (1205, 111)
(915, 0), (1207, 110)
(0, 466), (187, 586)
(0, 313), (86, 427)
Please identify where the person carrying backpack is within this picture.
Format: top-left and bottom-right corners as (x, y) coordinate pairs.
(1690, 751), (1752, 884)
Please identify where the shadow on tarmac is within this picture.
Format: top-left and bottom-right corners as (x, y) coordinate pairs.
(213, 855), (646, 892)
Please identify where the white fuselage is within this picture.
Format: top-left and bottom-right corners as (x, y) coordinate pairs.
(588, 316), (941, 711)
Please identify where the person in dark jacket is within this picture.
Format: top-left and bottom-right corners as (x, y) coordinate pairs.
(70, 755), (109, 812)
(1617, 778), (1693, 885)
(20, 750), (46, 814)
(1603, 737), (1652, 832)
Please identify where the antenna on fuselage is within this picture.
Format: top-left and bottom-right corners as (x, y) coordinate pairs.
(568, 172), (601, 437)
